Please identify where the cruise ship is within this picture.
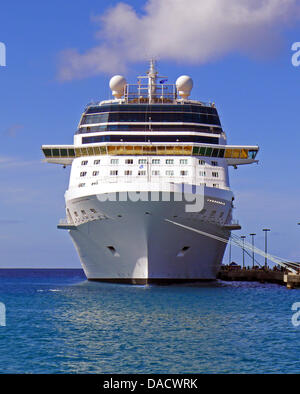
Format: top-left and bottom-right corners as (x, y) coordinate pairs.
(42, 61), (259, 284)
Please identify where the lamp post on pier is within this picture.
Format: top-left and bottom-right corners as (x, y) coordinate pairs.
(250, 233), (256, 269)
(241, 236), (246, 268)
(263, 229), (270, 269)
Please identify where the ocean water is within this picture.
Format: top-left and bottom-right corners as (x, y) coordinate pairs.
(0, 269), (299, 374)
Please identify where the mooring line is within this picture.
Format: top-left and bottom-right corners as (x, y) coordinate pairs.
(165, 219), (299, 273)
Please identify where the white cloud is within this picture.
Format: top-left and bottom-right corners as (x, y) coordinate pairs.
(3, 124), (24, 138)
(0, 156), (38, 169)
(59, 0), (300, 80)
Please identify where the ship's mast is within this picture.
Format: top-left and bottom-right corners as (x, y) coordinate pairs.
(147, 59), (158, 103)
(138, 59), (167, 103)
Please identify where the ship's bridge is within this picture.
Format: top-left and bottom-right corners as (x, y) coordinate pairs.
(41, 143), (259, 167)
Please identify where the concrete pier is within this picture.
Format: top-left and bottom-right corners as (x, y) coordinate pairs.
(284, 274), (300, 289)
(217, 268), (284, 285)
(218, 266), (300, 288)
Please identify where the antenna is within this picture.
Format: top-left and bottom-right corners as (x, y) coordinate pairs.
(137, 59), (168, 103)
(147, 58), (158, 102)
(148, 58), (157, 76)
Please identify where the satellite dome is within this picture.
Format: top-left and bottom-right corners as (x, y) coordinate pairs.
(109, 75), (127, 98)
(176, 75), (193, 98)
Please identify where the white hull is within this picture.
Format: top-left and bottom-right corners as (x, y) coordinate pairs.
(67, 189), (232, 283)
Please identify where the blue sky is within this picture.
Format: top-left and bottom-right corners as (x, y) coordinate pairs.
(0, 0), (300, 268)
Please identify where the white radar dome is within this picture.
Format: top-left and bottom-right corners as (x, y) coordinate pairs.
(109, 75), (127, 98)
(176, 75), (193, 99)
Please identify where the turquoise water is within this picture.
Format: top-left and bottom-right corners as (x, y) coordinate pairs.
(0, 269), (299, 374)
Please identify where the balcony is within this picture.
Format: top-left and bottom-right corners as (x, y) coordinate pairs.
(222, 219), (241, 231)
(57, 218), (77, 230)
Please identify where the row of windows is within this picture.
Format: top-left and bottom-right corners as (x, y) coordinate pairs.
(73, 208), (220, 222)
(108, 170), (190, 176)
(111, 159), (215, 166)
(82, 135), (219, 145)
(73, 208), (97, 217)
(81, 159), (100, 165)
(85, 104), (218, 115)
(81, 113), (221, 126)
(82, 159), (219, 167)
(77, 181), (220, 188)
(79, 170), (219, 177)
(81, 158), (194, 166)
(71, 207), (226, 223)
(76, 124), (222, 135)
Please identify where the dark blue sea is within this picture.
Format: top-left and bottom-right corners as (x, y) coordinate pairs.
(0, 269), (299, 374)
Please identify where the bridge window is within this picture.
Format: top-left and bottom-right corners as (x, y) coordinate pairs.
(80, 172), (87, 177)
(125, 159), (133, 164)
(180, 170), (188, 176)
(92, 171), (99, 176)
(110, 170), (118, 176)
(212, 172), (219, 178)
(42, 144), (258, 163)
(42, 149), (52, 157)
(248, 150), (258, 159)
(138, 170), (146, 176)
(180, 159), (188, 165)
(124, 170), (132, 176)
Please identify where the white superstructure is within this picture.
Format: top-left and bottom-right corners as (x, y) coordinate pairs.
(42, 61), (259, 284)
